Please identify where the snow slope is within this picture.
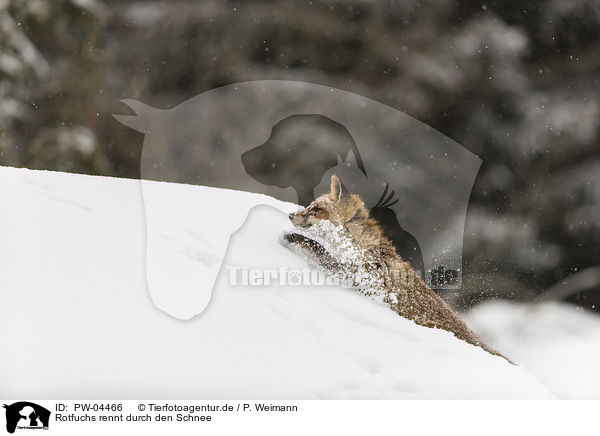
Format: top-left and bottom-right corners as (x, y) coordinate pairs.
(0, 166), (552, 399)
(467, 301), (600, 399)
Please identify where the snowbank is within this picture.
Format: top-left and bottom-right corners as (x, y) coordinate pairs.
(0, 166), (552, 399)
(467, 300), (600, 399)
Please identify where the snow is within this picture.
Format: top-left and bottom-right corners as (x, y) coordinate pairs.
(466, 300), (600, 399)
(0, 166), (552, 399)
(140, 174), (295, 319)
(284, 218), (391, 307)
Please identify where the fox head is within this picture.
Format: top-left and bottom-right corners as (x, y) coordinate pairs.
(288, 175), (384, 251)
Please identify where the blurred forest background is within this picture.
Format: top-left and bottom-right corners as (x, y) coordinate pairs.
(1, 0), (599, 312)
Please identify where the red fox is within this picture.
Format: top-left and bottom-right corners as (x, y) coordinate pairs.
(283, 174), (509, 361)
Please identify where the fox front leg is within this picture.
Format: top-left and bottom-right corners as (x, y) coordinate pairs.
(282, 233), (342, 274)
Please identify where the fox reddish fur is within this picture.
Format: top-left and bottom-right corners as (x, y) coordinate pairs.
(284, 174), (509, 361)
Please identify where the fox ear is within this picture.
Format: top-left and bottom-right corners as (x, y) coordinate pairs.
(330, 175), (343, 201)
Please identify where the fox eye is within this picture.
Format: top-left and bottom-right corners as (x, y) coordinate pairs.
(308, 205), (328, 220)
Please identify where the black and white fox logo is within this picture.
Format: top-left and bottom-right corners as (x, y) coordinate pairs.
(3, 402), (50, 434)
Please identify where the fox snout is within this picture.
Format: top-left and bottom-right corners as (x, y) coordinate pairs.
(289, 211), (306, 227)
(289, 210), (313, 228)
